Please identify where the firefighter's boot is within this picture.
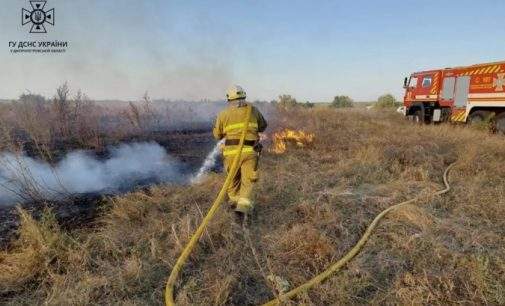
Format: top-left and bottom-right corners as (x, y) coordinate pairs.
(236, 197), (253, 215)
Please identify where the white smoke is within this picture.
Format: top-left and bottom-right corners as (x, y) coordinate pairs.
(0, 142), (183, 205)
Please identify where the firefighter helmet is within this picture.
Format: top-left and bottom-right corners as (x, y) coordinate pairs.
(226, 85), (246, 101)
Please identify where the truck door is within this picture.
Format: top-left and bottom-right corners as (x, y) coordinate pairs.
(405, 76), (418, 102)
(454, 76), (470, 107)
(416, 74), (434, 99)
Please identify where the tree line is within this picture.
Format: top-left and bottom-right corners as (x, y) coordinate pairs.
(271, 93), (400, 108)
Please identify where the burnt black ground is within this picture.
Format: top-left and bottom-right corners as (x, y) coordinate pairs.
(0, 193), (106, 248)
(0, 130), (218, 249)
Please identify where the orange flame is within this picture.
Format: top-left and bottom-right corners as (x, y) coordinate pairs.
(271, 129), (315, 154)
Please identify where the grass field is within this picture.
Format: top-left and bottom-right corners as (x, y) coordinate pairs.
(1, 107), (504, 305)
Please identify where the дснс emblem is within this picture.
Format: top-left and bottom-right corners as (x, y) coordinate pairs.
(22, 1), (55, 33)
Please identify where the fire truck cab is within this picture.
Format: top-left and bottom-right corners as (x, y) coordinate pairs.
(403, 61), (505, 133)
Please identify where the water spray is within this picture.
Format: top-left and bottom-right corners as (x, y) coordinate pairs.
(190, 139), (224, 184)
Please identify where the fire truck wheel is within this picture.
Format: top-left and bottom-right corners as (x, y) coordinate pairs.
(468, 111), (491, 125)
(412, 110), (423, 124)
(495, 112), (505, 134)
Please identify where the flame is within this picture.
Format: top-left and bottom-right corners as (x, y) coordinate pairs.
(271, 129), (315, 154)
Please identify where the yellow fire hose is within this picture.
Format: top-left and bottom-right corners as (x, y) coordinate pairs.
(261, 162), (456, 305)
(165, 104), (253, 306)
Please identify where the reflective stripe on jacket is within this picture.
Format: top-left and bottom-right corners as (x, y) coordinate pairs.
(224, 122), (259, 134)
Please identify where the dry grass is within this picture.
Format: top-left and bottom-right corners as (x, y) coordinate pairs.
(1, 108), (505, 305)
(0, 86), (221, 161)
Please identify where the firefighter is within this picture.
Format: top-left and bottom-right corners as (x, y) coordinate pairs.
(213, 85), (267, 220)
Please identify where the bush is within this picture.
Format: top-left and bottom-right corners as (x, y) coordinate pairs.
(277, 94), (298, 109)
(376, 94), (399, 108)
(331, 95), (354, 108)
(303, 101), (315, 108)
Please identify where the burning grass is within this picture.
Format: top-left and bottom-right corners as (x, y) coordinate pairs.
(1, 108), (505, 305)
(271, 128), (315, 154)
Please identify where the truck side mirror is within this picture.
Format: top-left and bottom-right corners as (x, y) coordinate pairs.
(403, 77), (408, 89)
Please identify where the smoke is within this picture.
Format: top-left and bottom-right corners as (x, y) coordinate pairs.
(0, 142), (184, 206)
(150, 100), (227, 131)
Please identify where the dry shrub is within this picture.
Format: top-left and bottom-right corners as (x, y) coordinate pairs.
(0, 86), (163, 159)
(12, 94), (52, 150)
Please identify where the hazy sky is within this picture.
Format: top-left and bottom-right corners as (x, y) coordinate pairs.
(0, 0), (504, 102)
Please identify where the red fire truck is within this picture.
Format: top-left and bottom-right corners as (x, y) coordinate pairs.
(403, 60), (505, 133)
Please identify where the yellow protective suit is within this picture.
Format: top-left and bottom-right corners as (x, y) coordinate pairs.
(213, 101), (267, 213)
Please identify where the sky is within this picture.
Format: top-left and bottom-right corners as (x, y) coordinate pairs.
(0, 0), (504, 102)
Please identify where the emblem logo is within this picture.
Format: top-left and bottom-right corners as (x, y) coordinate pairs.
(493, 73), (505, 92)
(22, 1), (55, 33)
